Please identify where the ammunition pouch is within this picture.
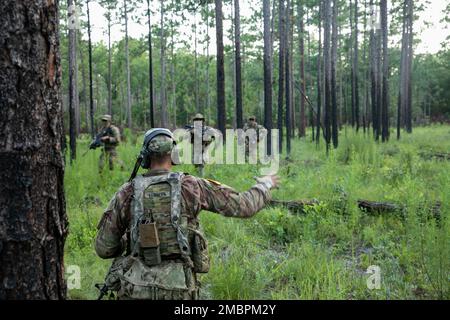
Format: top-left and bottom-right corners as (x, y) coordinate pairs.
(190, 228), (210, 274)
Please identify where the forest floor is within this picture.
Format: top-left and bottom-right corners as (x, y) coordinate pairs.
(64, 125), (450, 300)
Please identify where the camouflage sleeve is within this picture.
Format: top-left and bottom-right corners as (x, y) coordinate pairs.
(109, 126), (121, 144)
(181, 175), (272, 218)
(95, 183), (133, 259)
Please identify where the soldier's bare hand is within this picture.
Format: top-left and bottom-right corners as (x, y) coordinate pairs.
(101, 136), (109, 142)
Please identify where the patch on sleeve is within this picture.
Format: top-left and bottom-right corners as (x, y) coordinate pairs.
(206, 179), (222, 186)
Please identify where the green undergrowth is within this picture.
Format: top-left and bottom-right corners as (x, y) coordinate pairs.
(64, 126), (450, 300)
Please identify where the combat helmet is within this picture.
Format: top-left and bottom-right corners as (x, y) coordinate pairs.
(101, 114), (112, 122)
(129, 128), (177, 181)
(193, 113), (205, 121)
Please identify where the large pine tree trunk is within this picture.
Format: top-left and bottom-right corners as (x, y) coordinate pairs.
(263, 0), (273, 154)
(147, 0), (155, 128)
(234, 0), (243, 128)
(215, 0), (226, 138)
(0, 0), (68, 299)
(352, 0), (360, 131)
(68, 0), (78, 161)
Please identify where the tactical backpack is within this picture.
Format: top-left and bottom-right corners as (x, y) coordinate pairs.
(114, 172), (209, 300)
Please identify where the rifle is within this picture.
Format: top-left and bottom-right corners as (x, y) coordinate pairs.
(82, 127), (114, 157)
(95, 256), (121, 300)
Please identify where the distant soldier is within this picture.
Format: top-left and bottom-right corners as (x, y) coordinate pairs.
(186, 113), (217, 177)
(243, 116), (266, 159)
(95, 128), (280, 300)
(97, 115), (124, 173)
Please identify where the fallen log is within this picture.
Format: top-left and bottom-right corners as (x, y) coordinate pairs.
(357, 200), (401, 214)
(270, 199), (320, 214)
(357, 199), (442, 222)
(419, 152), (450, 161)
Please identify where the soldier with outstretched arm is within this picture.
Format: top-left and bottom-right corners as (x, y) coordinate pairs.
(95, 128), (279, 300)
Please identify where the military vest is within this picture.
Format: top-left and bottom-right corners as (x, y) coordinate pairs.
(129, 172), (209, 272)
(106, 172), (209, 300)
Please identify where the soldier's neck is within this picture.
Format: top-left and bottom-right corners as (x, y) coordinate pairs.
(149, 162), (172, 172)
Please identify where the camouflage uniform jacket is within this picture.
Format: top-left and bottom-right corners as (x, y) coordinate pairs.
(103, 125), (121, 151)
(95, 169), (272, 259)
(188, 125), (217, 148)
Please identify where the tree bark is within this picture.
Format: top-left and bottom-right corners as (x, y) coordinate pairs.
(316, 1), (322, 145)
(277, 0), (285, 153)
(68, 0), (78, 161)
(298, 0), (306, 138)
(124, 0), (132, 128)
(215, 0), (226, 138)
(234, 0), (243, 128)
(285, 0), (291, 156)
(263, 0), (273, 154)
(380, 0), (389, 142)
(0, 0), (68, 299)
(147, 0), (155, 128)
(331, 0), (339, 148)
(107, 9), (112, 116)
(324, 0), (332, 153)
(86, 0), (95, 138)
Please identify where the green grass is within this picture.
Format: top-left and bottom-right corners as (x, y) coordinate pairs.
(64, 126), (450, 300)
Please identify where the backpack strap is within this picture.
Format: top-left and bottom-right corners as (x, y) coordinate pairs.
(167, 172), (193, 267)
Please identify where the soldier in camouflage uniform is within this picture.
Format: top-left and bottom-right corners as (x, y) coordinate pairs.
(243, 116), (266, 160)
(187, 113), (217, 177)
(98, 115), (124, 173)
(95, 128), (280, 300)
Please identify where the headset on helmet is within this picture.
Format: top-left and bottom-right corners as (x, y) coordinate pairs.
(129, 128), (176, 182)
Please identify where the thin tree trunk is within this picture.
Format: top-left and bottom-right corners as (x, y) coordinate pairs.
(147, 0), (155, 128)
(87, 0), (95, 138)
(160, 0), (168, 127)
(380, 0), (389, 142)
(0, 0), (68, 299)
(194, 11), (200, 114)
(234, 0), (243, 128)
(324, 0), (332, 153)
(298, 0), (306, 138)
(277, 0), (285, 153)
(215, 0), (226, 137)
(331, 0), (339, 148)
(316, 1), (322, 145)
(353, 0), (360, 132)
(68, 0), (78, 161)
(124, 0), (132, 128)
(107, 11), (112, 116)
(205, 5), (211, 122)
(406, 0), (413, 133)
(263, 0), (273, 154)
(171, 0), (177, 128)
(285, 0), (291, 156)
